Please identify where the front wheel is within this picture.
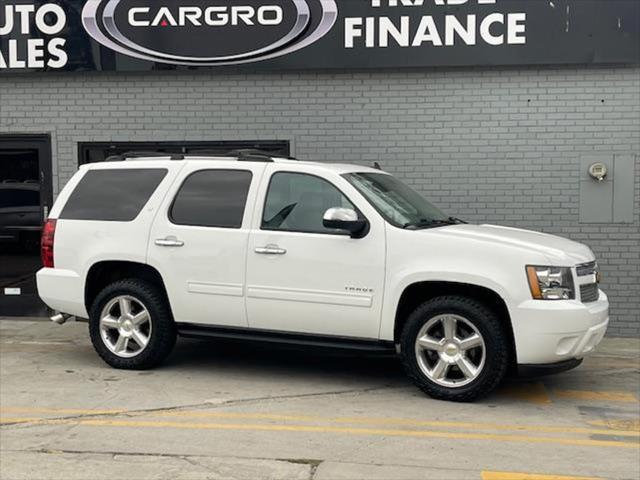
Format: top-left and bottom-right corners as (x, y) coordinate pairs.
(89, 279), (176, 370)
(400, 296), (509, 402)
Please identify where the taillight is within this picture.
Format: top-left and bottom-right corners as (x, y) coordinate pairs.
(41, 219), (57, 268)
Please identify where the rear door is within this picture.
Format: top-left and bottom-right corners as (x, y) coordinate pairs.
(147, 162), (266, 327)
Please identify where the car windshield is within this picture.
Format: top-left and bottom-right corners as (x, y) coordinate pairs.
(344, 172), (453, 229)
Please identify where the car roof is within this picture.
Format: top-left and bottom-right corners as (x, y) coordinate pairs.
(83, 156), (386, 175)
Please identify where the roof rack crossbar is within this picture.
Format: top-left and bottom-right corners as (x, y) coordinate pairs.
(229, 149), (274, 163)
(107, 151), (185, 162)
(186, 149), (238, 157)
(227, 149), (297, 162)
(104, 149), (296, 163)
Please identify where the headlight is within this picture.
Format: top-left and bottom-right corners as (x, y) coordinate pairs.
(526, 265), (575, 300)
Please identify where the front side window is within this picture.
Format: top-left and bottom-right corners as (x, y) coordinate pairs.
(60, 169), (167, 221)
(262, 172), (355, 234)
(170, 169), (252, 228)
(344, 172), (449, 229)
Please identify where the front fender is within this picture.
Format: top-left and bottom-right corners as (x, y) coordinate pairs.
(379, 269), (514, 341)
(378, 225), (549, 341)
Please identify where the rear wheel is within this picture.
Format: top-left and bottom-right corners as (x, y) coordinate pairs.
(89, 279), (176, 370)
(400, 296), (508, 402)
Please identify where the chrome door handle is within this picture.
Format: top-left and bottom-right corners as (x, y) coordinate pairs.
(155, 237), (184, 247)
(255, 244), (287, 255)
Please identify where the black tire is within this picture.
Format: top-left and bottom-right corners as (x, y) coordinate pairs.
(400, 295), (509, 402)
(89, 279), (176, 370)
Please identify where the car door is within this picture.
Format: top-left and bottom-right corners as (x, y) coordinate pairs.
(245, 166), (386, 339)
(148, 162), (266, 326)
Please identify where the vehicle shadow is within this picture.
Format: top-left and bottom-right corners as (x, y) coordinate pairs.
(166, 337), (409, 388)
(164, 337), (555, 398)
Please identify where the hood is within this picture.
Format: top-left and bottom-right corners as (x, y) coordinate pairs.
(432, 224), (595, 266)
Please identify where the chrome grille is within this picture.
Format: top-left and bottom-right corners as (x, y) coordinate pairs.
(576, 261), (597, 277)
(580, 283), (599, 303)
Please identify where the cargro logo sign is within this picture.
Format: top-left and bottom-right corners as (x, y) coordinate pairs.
(81, 0), (338, 65)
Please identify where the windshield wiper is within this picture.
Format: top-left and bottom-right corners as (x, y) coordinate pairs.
(402, 218), (456, 229)
(447, 216), (468, 224)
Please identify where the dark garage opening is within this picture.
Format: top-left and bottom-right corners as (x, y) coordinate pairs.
(0, 135), (53, 317)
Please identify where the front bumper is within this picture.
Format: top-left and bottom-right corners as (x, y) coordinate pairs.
(511, 290), (609, 365)
(518, 358), (583, 377)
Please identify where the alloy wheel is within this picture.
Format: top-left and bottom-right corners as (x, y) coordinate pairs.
(414, 314), (486, 388)
(99, 295), (152, 358)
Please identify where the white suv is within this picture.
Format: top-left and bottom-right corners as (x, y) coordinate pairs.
(37, 151), (609, 401)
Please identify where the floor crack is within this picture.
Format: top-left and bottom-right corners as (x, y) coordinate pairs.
(0, 448), (489, 476)
(278, 458), (323, 480)
(2, 448), (326, 478)
(0, 385), (402, 430)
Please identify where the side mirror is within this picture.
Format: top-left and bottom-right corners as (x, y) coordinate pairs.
(323, 208), (368, 238)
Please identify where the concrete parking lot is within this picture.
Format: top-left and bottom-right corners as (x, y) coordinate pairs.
(1, 319), (638, 480)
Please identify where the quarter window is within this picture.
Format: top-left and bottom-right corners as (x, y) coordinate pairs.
(262, 172), (355, 234)
(170, 169), (252, 228)
(60, 169), (167, 221)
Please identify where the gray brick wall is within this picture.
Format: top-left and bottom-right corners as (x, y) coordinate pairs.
(1, 66), (638, 336)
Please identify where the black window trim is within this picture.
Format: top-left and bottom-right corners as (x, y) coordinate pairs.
(168, 168), (254, 229)
(59, 168), (168, 223)
(260, 170), (370, 238)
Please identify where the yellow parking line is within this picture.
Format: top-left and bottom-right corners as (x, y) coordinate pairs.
(0, 417), (41, 424)
(554, 390), (638, 403)
(2, 408), (639, 437)
(1, 417), (638, 449)
(499, 382), (552, 405)
(588, 419), (640, 432)
(482, 472), (599, 480)
(158, 411), (640, 437)
(0, 407), (123, 415)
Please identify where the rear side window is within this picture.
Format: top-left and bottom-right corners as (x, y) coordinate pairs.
(170, 169), (252, 228)
(60, 169), (167, 221)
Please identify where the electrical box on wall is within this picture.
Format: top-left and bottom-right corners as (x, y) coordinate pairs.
(579, 154), (636, 223)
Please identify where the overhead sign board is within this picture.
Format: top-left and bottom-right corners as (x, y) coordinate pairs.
(1, 0), (639, 73)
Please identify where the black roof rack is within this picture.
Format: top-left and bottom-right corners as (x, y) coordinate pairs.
(185, 149), (239, 158)
(111, 149), (295, 163)
(107, 151), (185, 162)
(226, 149), (297, 162)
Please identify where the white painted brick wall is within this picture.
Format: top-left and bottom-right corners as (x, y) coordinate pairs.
(1, 65), (638, 335)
